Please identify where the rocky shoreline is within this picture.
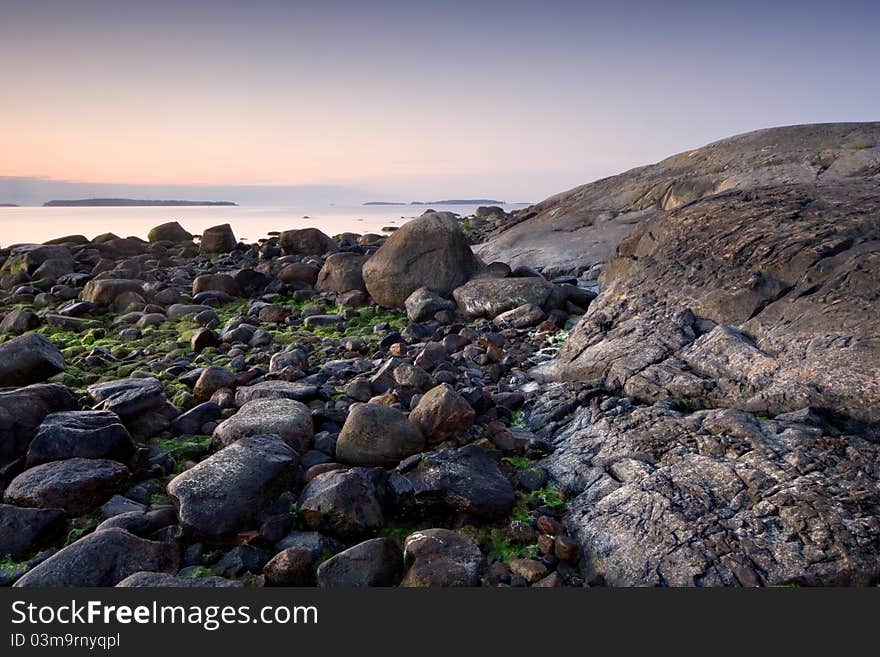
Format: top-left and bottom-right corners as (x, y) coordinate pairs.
(1, 123), (878, 587)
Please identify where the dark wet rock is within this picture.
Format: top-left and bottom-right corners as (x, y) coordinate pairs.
(408, 383), (475, 445)
(453, 276), (555, 319)
(193, 273), (241, 297)
(316, 252), (367, 293)
(0, 384), (78, 469)
(215, 545), (268, 577)
(401, 528), (484, 587)
(389, 445), (515, 521)
(213, 398), (313, 450)
(148, 222), (193, 243)
(263, 547), (317, 586)
(298, 468), (385, 539)
(167, 434), (299, 537)
(190, 327), (220, 353)
(96, 506), (178, 537)
(200, 224), (237, 254)
(232, 268), (270, 297)
(4, 458), (130, 515)
(279, 262), (320, 286)
(544, 401), (880, 586)
(117, 571), (242, 587)
(0, 309), (41, 334)
(335, 403), (424, 467)
(26, 410), (135, 466)
(86, 377), (178, 439)
(172, 402), (223, 436)
(14, 528), (179, 587)
(234, 380), (319, 405)
(316, 537), (403, 587)
(404, 287), (456, 322)
(0, 504), (66, 559)
(193, 366), (236, 401)
(539, 182), (880, 439)
(280, 228), (338, 256)
(362, 212), (482, 308)
(392, 363), (432, 390)
(269, 349), (309, 373)
(82, 279), (144, 306)
(0, 332), (64, 387)
(276, 530), (343, 559)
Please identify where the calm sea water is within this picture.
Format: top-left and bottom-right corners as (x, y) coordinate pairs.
(0, 203), (527, 246)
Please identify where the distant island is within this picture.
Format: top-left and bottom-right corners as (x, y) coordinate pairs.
(364, 199), (505, 206)
(43, 198), (237, 207)
(0, 203), (19, 207)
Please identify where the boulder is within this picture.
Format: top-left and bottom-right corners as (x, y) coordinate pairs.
(234, 380), (319, 405)
(0, 384), (78, 469)
(494, 303), (546, 328)
(280, 228), (338, 256)
(200, 224), (237, 254)
(298, 468), (385, 539)
(389, 444), (515, 521)
(315, 253), (367, 293)
(81, 279), (144, 306)
(401, 528), (484, 587)
(86, 378), (178, 439)
(0, 504), (66, 559)
(362, 212), (483, 308)
(335, 403), (425, 467)
(452, 276), (554, 319)
(404, 287), (456, 322)
(193, 366), (236, 401)
(147, 221), (193, 243)
(0, 309), (41, 334)
(26, 410), (135, 466)
(192, 273), (241, 297)
(278, 262), (321, 286)
(213, 398), (313, 450)
(0, 332), (64, 387)
(117, 572), (242, 587)
(167, 434), (299, 536)
(14, 528), (179, 587)
(171, 401), (222, 435)
(263, 547), (317, 586)
(316, 537), (403, 587)
(4, 458), (131, 515)
(408, 383), (475, 444)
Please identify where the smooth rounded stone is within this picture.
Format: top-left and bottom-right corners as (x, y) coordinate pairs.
(0, 383), (78, 469)
(276, 530), (343, 559)
(96, 507), (178, 537)
(494, 303), (547, 328)
(14, 528), (179, 587)
(404, 287), (456, 322)
(117, 571), (242, 587)
(26, 410), (136, 466)
(136, 312), (166, 328)
(392, 363), (433, 390)
(152, 287), (181, 306)
(213, 398), (314, 450)
(263, 547), (317, 586)
(509, 558), (549, 584)
(82, 278), (145, 306)
(0, 308), (41, 334)
(401, 528), (484, 587)
(215, 545), (269, 577)
(315, 252), (367, 293)
(234, 380), (319, 405)
(337, 289), (368, 307)
(344, 378), (373, 402)
(0, 332), (65, 387)
(452, 277), (555, 318)
(408, 383), (475, 445)
(193, 366), (236, 401)
(389, 444), (515, 521)
(200, 224), (237, 254)
(0, 504), (66, 559)
(280, 228), (338, 256)
(269, 349), (309, 373)
(4, 458), (131, 515)
(190, 327), (220, 353)
(258, 304), (288, 323)
(362, 212), (483, 308)
(86, 377), (168, 419)
(172, 401), (223, 435)
(298, 468), (385, 539)
(316, 537), (404, 588)
(335, 403), (425, 468)
(278, 262), (320, 286)
(193, 273), (242, 297)
(148, 221), (193, 243)
(303, 314), (342, 328)
(167, 434), (299, 537)
(233, 268), (270, 297)
(167, 303), (213, 319)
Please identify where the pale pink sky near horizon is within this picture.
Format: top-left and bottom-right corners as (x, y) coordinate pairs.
(2, 0), (878, 201)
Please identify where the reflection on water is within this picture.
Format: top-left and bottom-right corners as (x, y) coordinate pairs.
(0, 204), (525, 246)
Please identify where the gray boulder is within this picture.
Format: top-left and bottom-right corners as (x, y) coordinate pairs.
(0, 332), (64, 387)
(234, 380), (319, 405)
(213, 398), (314, 451)
(335, 403), (425, 467)
(148, 221), (193, 243)
(0, 504), (66, 559)
(298, 468), (385, 539)
(280, 228), (338, 256)
(315, 253), (367, 293)
(26, 410), (135, 466)
(408, 383), (475, 445)
(362, 212), (482, 308)
(200, 224), (237, 254)
(316, 537), (403, 587)
(401, 528), (484, 587)
(453, 276), (554, 319)
(0, 384), (78, 469)
(117, 572), (242, 587)
(404, 287), (456, 322)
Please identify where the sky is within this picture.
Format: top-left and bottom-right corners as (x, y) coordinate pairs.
(1, 0), (878, 204)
